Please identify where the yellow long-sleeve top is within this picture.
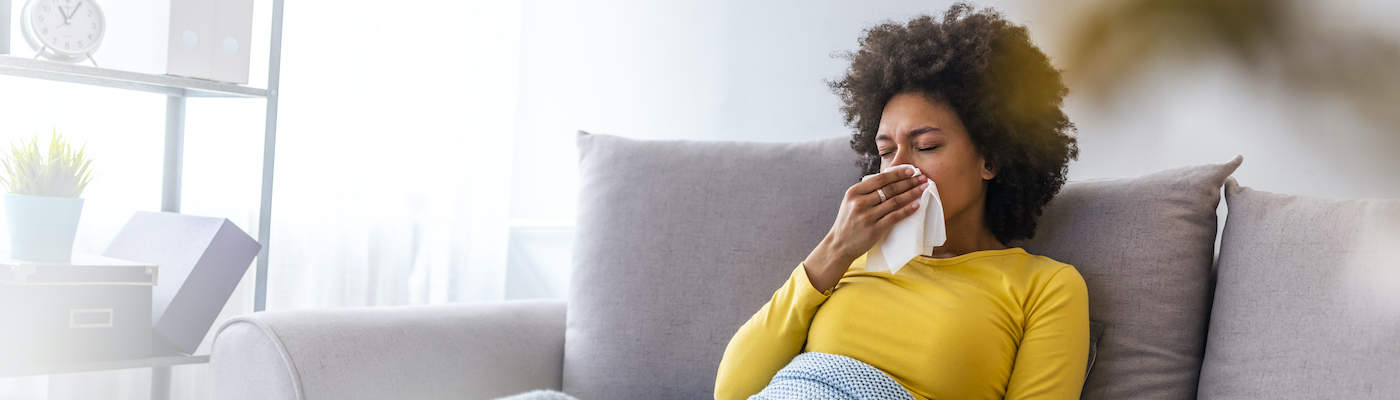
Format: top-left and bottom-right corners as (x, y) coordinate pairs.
(714, 247), (1089, 400)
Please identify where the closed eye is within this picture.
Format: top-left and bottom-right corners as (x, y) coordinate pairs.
(878, 146), (938, 158)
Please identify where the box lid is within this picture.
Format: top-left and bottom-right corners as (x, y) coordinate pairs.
(0, 255), (158, 286)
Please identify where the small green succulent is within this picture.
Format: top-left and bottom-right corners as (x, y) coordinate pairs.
(0, 129), (95, 198)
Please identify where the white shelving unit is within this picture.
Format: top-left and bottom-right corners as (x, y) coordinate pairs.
(0, 55), (267, 97)
(0, 1), (284, 399)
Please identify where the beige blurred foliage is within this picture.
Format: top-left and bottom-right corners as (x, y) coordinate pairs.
(1051, 0), (1400, 131)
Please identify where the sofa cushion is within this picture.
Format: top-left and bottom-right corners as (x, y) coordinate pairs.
(565, 131), (863, 399)
(1012, 156), (1242, 400)
(1196, 179), (1400, 398)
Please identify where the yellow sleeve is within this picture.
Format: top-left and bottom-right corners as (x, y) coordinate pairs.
(1004, 266), (1091, 399)
(713, 262), (833, 400)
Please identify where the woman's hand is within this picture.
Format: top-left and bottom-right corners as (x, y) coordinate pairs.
(804, 165), (928, 292)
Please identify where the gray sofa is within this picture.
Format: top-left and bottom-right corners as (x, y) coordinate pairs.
(211, 132), (1400, 399)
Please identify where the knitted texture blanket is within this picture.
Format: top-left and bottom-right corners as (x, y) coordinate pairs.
(495, 352), (913, 400)
(749, 352), (915, 400)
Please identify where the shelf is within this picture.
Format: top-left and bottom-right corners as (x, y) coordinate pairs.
(0, 55), (266, 98)
(0, 353), (210, 378)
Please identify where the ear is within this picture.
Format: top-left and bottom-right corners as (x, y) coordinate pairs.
(979, 157), (997, 181)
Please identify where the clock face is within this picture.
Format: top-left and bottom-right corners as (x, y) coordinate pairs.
(24, 0), (105, 56)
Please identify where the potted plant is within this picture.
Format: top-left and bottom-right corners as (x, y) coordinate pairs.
(1, 129), (94, 262)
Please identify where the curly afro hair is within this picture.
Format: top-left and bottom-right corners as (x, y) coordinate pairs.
(826, 2), (1079, 244)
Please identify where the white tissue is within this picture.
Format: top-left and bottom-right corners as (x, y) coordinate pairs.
(859, 164), (946, 274)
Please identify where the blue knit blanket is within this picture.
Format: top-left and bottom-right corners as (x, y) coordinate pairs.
(749, 352), (915, 400)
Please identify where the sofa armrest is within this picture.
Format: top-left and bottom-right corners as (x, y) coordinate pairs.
(210, 299), (566, 400)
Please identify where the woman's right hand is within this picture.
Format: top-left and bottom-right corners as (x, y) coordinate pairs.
(803, 165), (929, 292)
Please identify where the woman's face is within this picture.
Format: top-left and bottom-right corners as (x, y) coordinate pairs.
(876, 91), (996, 224)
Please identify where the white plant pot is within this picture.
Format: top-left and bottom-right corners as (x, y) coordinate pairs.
(5, 193), (84, 262)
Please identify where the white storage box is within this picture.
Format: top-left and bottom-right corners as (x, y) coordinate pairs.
(104, 211), (260, 354)
(95, 0), (253, 83)
(0, 255), (158, 367)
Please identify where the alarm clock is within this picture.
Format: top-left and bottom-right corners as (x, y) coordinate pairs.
(20, 0), (105, 65)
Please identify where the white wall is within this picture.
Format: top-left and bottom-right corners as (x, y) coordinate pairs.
(514, 0), (1399, 202)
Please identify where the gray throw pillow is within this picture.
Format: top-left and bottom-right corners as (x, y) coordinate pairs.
(1012, 156), (1242, 400)
(565, 131), (863, 399)
(1196, 179), (1400, 399)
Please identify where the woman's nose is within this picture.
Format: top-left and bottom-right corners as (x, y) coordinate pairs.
(891, 148), (914, 166)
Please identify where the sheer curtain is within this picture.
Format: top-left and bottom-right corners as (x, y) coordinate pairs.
(263, 0), (522, 310)
(0, 1), (524, 398)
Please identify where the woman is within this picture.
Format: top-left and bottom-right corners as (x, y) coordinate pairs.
(714, 3), (1087, 399)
